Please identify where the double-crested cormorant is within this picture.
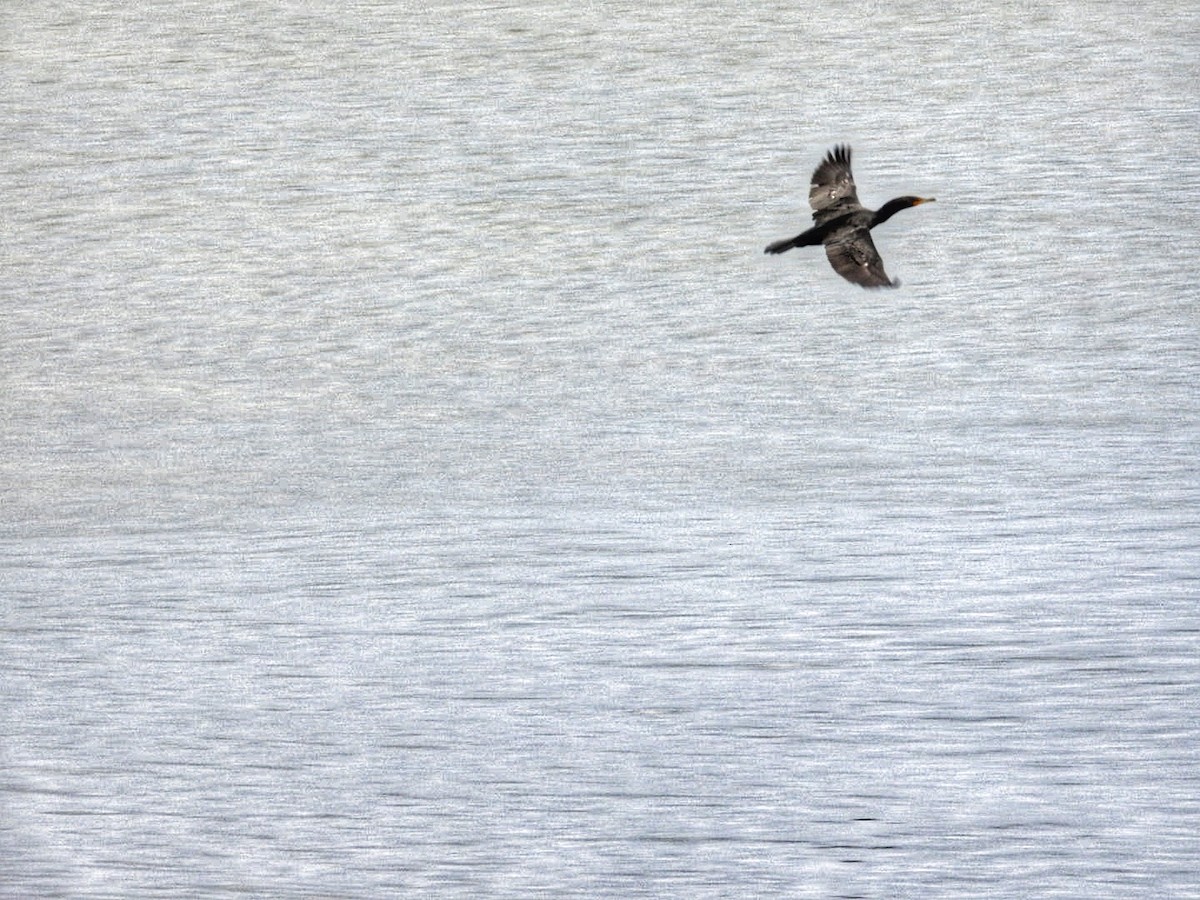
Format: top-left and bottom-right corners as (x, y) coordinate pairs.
(765, 145), (934, 288)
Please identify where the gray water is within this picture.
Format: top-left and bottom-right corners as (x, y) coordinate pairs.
(3, 1), (1199, 896)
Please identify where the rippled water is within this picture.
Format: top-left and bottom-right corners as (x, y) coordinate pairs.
(3, 1), (1199, 896)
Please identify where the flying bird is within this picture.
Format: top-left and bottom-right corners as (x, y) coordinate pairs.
(765, 145), (934, 288)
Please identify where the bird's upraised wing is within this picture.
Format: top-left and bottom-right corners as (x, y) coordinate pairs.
(808, 144), (862, 225)
(824, 228), (897, 288)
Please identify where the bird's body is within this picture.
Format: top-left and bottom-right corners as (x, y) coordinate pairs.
(765, 145), (934, 288)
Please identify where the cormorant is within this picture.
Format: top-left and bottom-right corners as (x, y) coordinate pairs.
(765, 145), (934, 288)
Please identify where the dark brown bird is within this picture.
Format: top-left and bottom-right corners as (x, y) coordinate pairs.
(765, 145), (934, 288)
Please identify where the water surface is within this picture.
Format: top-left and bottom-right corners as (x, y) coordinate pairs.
(3, 1), (1199, 896)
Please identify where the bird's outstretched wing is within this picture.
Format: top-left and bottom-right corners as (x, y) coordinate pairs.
(809, 144), (861, 225)
(825, 229), (897, 288)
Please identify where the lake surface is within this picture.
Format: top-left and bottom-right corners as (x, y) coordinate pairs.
(3, 1), (1199, 896)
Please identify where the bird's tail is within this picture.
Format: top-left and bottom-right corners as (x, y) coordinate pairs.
(765, 224), (826, 255)
(764, 236), (799, 255)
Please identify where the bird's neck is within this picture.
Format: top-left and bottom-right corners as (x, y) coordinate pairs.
(871, 198), (913, 228)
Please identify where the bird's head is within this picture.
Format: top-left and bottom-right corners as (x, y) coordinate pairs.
(871, 195), (936, 227)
